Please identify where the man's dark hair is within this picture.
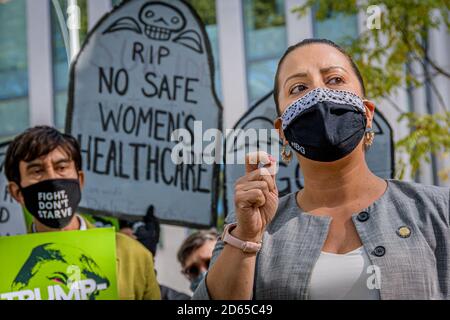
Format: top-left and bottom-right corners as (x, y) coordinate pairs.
(4, 126), (82, 185)
(273, 38), (366, 115)
(177, 229), (218, 266)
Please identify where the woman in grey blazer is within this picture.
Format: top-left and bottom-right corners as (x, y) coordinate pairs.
(193, 38), (450, 300)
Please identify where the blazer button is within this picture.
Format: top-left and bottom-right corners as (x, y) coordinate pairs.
(397, 226), (411, 238)
(357, 211), (370, 222)
(372, 246), (386, 257)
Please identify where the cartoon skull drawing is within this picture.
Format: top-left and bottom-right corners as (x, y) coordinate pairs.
(139, 2), (186, 41)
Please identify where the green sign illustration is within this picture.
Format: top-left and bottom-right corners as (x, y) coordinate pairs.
(0, 228), (118, 300)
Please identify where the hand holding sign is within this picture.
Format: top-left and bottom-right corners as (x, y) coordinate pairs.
(233, 152), (278, 242)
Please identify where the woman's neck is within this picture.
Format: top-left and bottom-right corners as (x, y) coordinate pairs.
(298, 150), (386, 210)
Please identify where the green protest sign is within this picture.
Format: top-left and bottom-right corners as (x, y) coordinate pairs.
(0, 228), (118, 300)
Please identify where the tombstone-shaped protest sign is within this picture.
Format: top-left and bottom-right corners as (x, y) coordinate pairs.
(67, 0), (222, 227)
(364, 111), (395, 179)
(225, 92), (394, 216)
(0, 228), (118, 300)
(0, 142), (27, 236)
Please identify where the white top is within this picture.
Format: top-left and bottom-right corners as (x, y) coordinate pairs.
(309, 246), (381, 300)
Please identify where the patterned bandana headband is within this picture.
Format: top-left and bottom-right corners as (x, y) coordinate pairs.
(280, 88), (366, 130)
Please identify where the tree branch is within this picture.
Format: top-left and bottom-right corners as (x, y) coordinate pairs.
(409, 56), (449, 112)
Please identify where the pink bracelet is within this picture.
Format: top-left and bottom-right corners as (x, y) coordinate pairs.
(221, 223), (262, 253)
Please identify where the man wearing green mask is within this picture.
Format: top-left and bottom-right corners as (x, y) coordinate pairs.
(4, 126), (161, 300)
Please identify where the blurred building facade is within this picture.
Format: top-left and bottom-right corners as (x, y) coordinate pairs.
(0, 0), (448, 294)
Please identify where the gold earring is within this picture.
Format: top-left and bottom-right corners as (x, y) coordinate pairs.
(281, 143), (293, 164)
(364, 128), (375, 149)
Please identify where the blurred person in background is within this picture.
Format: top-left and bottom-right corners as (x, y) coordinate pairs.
(119, 206), (191, 300)
(177, 229), (218, 293)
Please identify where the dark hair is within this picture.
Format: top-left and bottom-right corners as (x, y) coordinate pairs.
(177, 229), (218, 266)
(273, 38), (366, 115)
(5, 126), (82, 185)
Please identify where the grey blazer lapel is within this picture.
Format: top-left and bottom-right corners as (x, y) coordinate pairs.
(352, 184), (441, 299)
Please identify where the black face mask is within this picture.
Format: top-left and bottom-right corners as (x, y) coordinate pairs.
(281, 88), (367, 162)
(21, 179), (82, 229)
